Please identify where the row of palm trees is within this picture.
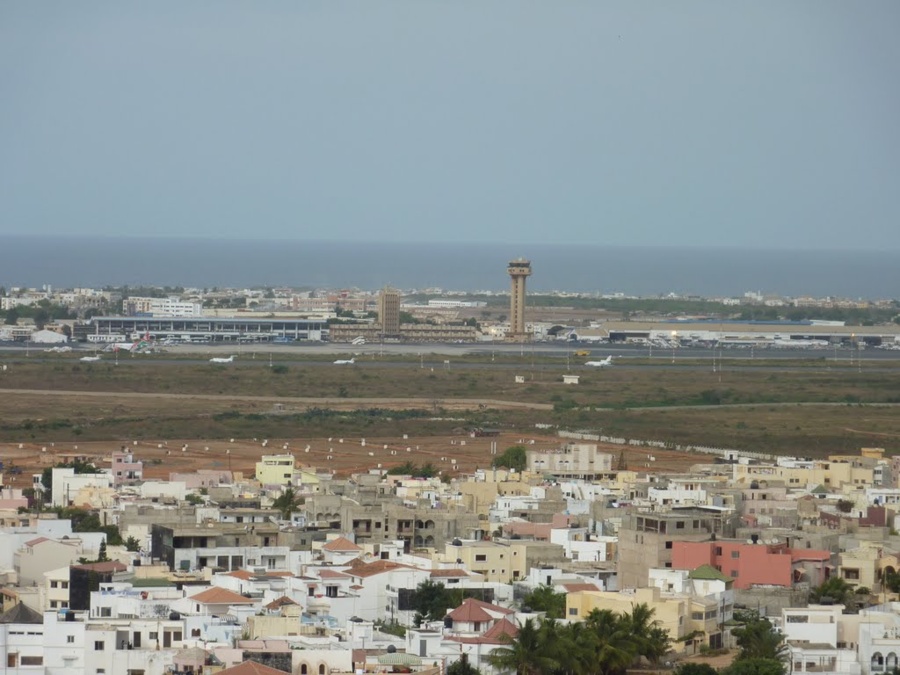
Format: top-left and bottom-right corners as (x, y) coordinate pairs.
(486, 603), (671, 675)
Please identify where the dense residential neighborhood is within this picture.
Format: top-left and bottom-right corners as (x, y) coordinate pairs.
(0, 440), (899, 675)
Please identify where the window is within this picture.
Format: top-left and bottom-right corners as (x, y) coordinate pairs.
(100, 607), (112, 617)
(94, 641), (105, 651)
(786, 615), (809, 623)
(326, 586), (338, 598)
(676, 521), (685, 529)
(569, 607), (578, 616)
(665, 541), (673, 549)
(731, 550), (740, 559)
(50, 600), (57, 608)
(730, 570), (738, 578)
(67, 636), (75, 643)
(692, 612), (704, 620)
(475, 554), (487, 562)
(843, 569), (860, 580)
(714, 546), (722, 556)
(51, 580), (58, 588)
(62, 581), (68, 589)
(319, 666), (326, 675)
(21, 657), (43, 666)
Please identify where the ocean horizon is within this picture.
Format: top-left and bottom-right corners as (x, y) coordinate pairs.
(0, 236), (897, 299)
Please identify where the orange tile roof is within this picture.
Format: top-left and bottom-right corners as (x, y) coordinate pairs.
(349, 560), (417, 578)
(322, 536), (362, 552)
(561, 583), (600, 593)
(219, 661), (289, 675)
(264, 596), (298, 610)
(447, 598), (514, 623)
(482, 617), (519, 641)
(191, 587), (256, 605)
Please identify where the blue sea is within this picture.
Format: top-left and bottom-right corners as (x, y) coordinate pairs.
(0, 236), (897, 299)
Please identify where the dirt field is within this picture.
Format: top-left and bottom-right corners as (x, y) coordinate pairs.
(0, 431), (702, 489)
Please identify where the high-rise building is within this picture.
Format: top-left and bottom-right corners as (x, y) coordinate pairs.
(378, 287), (401, 338)
(507, 259), (531, 339)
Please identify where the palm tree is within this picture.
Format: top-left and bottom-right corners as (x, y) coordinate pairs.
(271, 487), (303, 520)
(487, 618), (558, 675)
(585, 609), (637, 675)
(622, 603), (670, 665)
(732, 615), (787, 663)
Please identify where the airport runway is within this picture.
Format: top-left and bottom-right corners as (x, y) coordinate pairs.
(2, 341), (898, 371)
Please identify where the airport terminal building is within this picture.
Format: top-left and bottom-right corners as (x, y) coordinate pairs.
(84, 316), (328, 343)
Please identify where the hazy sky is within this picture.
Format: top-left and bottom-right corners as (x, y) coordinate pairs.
(1, 2), (898, 248)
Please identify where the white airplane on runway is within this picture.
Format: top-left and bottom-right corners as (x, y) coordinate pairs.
(80, 355), (102, 363)
(209, 355), (236, 364)
(585, 356), (614, 368)
(333, 357), (355, 365)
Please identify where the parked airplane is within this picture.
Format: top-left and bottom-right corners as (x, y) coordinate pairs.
(209, 355), (236, 364)
(80, 355), (102, 362)
(44, 346), (72, 353)
(585, 356), (614, 368)
(333, 357), (355, 365)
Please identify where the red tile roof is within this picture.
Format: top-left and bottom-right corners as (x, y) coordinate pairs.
(430, 569), (469, 578)
(24, 537), (49, 547)
(482, 617), (519, 642)
(218, 661), (289, 675)
(447, 597), (514, 623)
(322, 536), (362, 552)
(191, 587), (256, 605)
(318, 569), (352, 579)
(349, 560), (417, 578)
(264, 596), (298, 610)
(561, 583), (600, 593)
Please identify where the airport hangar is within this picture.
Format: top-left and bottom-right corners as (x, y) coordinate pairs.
(571, 320), (900, 347)
(85, 316), (329, 343)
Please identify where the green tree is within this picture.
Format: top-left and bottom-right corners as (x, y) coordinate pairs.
(721, 658), (786, 675)
(411, 579), (459, 623)
(732, 613), (787, 662)
(272, 487), (304, 519)
(809, 577), (856, 607)
(124, 536), (141, 552)
(33, 307), (50, 329)
(621, 603), (671, 665)
(675, 664), (719, 675)
(521, 585), (566, 619)
(97, 540), (109, 562)
(492, 445), (527, 472)
(185, 494), (204, 506)
(487, 617), (557, 675)
(448, 658), (483, 675)
(585, 608), (639, 675)
(4, 307), (18, 325)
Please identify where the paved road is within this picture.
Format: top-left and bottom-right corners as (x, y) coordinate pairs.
(0, 388), (553, 411)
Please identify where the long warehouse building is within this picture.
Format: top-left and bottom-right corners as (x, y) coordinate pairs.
(84, 316), (328, 343)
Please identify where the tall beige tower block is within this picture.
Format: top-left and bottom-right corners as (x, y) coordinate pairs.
(507, 258), (532, 340)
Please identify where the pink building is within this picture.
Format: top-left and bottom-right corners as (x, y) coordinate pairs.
(672, 539), (831, 589)
(111, 450), (143, 486)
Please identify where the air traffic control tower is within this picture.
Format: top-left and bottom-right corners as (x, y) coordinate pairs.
(507, 258), (532, 340)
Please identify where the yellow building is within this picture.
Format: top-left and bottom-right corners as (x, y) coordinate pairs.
(254, 454), (296, 486)
(444, 540), (511, 584)
(732, 456), (874, 490)
(566, 586), (688, 645)
(839, 542), (900, 592)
